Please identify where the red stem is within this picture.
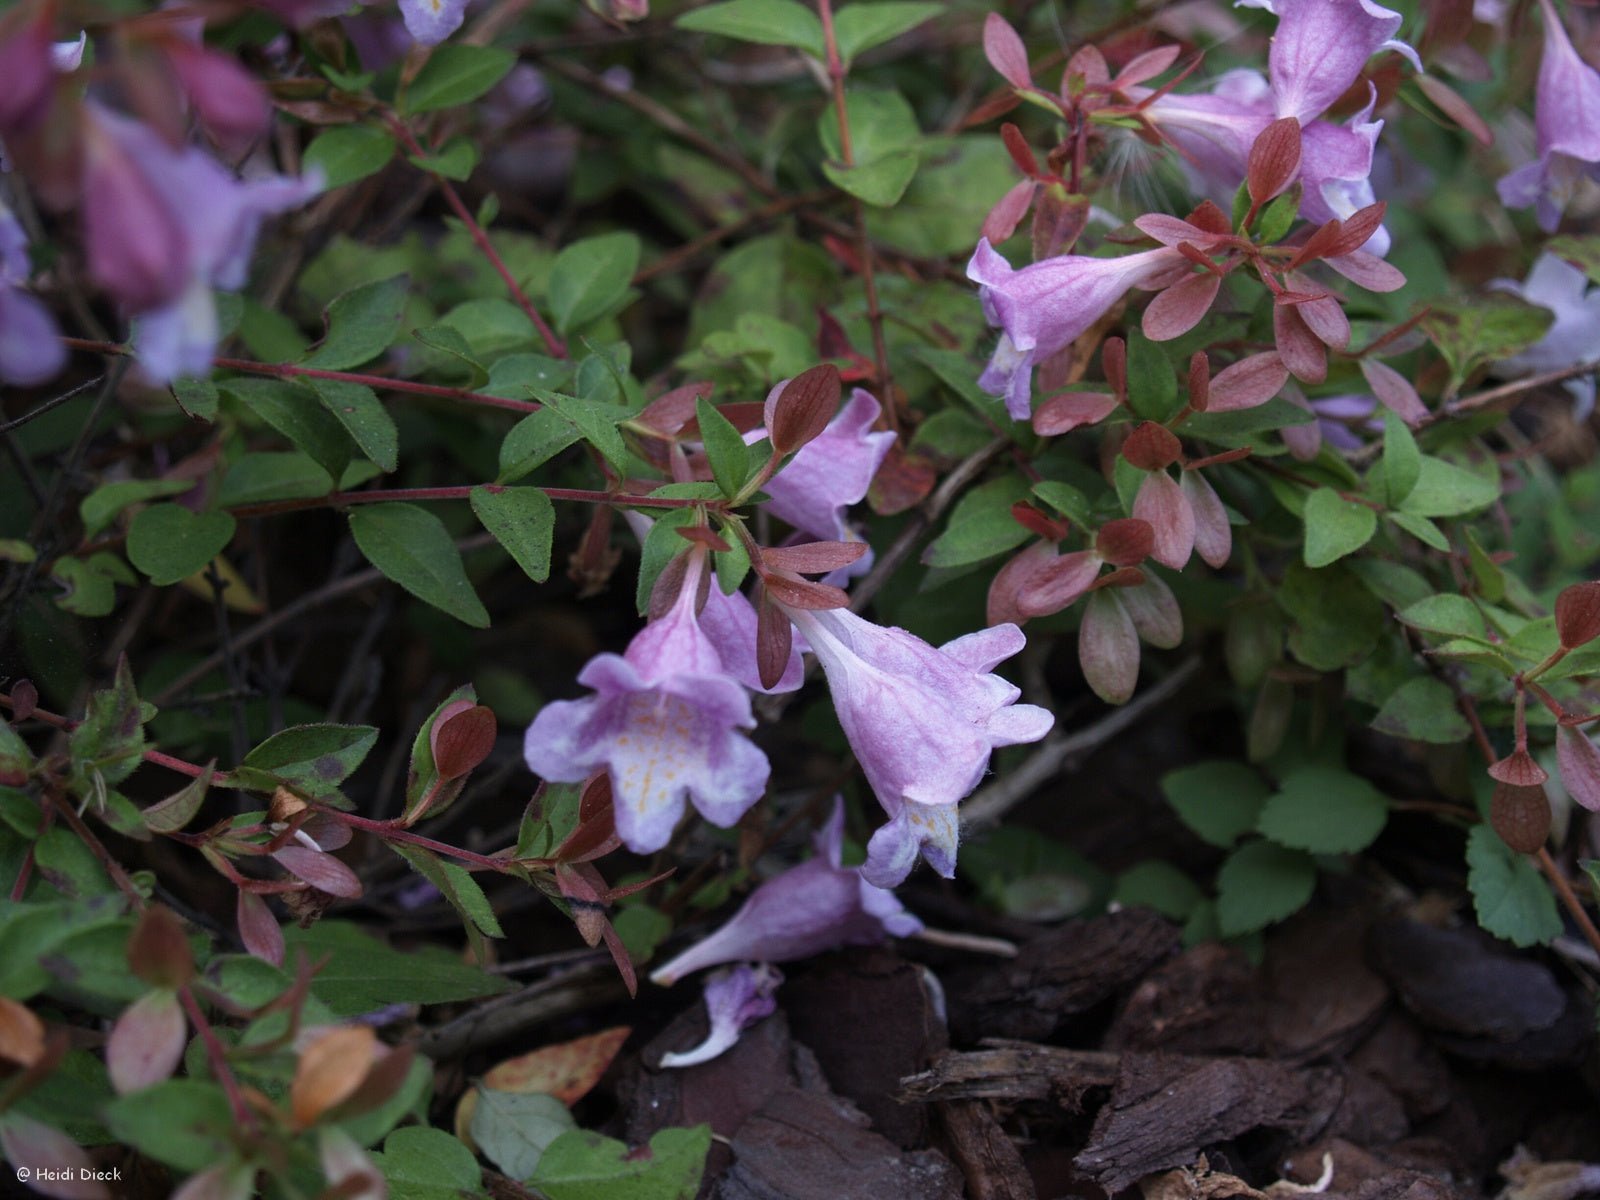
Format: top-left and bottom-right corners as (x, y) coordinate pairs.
(318, 807), (516, 871)
(60, 339), (542, 415)
(389, 120), (568, 359)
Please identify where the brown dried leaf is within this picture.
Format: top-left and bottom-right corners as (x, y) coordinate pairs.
(292, 1025), (378, 1128)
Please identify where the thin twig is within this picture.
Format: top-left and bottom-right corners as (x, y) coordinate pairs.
(959, 656), (1202, 831)
(0, 375), (106, 435)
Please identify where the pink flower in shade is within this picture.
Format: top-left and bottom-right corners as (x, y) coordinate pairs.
(523, 550), (771, 855)
(399, 0), (469, 44)
(658, 964), (782, 1067)
(1497, 0), (1600, 231)
(0, 202), (64, 387)
(81, 106), (320, 384)
(649, 800), (921, 985)
(1490, 253), (1600, 416)
(771, 604), (1053, 882)
(968, 238), (1186, 420)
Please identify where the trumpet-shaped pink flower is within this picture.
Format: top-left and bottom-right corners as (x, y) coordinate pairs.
(1497, 0), (1600, 231)
(0, 202), (64, 387)
(759, 388), (894, 579)
(649, 801), (921, 984)
(969, 239), (1184, 419)
(82, 107), (320, 384)
(1239, 0), (1418, 124)
(524, 552), (770, 854)
(658, 964), (782, 1067)
(777, 605), (1052, 884)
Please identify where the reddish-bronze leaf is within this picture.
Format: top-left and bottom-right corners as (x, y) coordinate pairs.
(675, 525), (732, 553)
(1273, 303), (1327, 383)
(1246, 116), (1302, 204)
(1009, 501), (1071, 542)
(1488, 748), (1549, 787)
(1207, 352), (1289, 412)
(1143, 272), (1222, 342)
(1121, 421), (1183, 471)
(274, 845), (363, 899)
(999, 122), (1039, 177)
(983, 13), (1033, 88)
(988, 542), (1059, 625)
(757, 592), (795, 691)
(292, 1026), (378, 1129)
(1415, 73), (1493, 146)
(237, 889), (283, 967)
(9, 679), (37, 721)
(1102, 337), (1128, 398)
(1114, 44), (1182, 88)
(766, 363), (842, 455)
(1032, 390), (1119, 436)
(128, 903), (195, 989)
(1555, 581), (1600, 649)
(107, 989), (186, 1095)
(636, 382), (712, 436)
(1187, 352), (1210, 412)
(431, 703), (497, 781)
(760, 540), (867, 575)
(1490, 782), (1551, 854)
(1016, 549), (1101, 618)
(761, 573), (851, 611)
(1096, 517), (1155, 566)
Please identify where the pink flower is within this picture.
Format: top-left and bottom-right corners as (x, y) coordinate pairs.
(649, 800), (921, 984)
(1239, 0), (1418, 125)
(758, 388), (894, 580)
(1497, 0), (1600, 231)
(399, 0), (469, 44)
(81, 106), (320, 384)
(658, 964), (782, 1067)
(1490, 253), (1600, 416)
(524, 551), (771, 854)
(968, 238), (1185, 419)
(0, 202), (64, 387)
(771, 603), (1053, 883)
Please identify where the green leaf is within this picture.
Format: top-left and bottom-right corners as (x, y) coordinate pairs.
(529, 1126), (711, 1200)
(1160, 761), (1271, 849)
(536, 393), (631, 474)
(104, 1081), (234, 1172)
(1113, 861), (1203, 921)
(1256, 185), (1300, 243)
(1278, 561), (1384, 670)
(411, 324), (488, 388)
(349, 503), (490, 628)
(304, 124), (396, 189)
(1256, 765), (1388, 853)
(1465, 825), (1562, 948)
(1215, 840), (1317, 937)
(79, 479), (193, 537)
(697, 396), (754, 500)
(217, 453), (335, 507)
(283, 922), (510, 1017)
(304, 275), (410, 371)
(1371, 676), (1472, 743)
(140, 769), (212, 834)
(126, 505), (237, 586)
(497, 409), (583, 483)
(1397, 456), (1499, 518)
(1545, 233), (1600, 284)
(1421, 293), (1555, 390)
(635, 509), (698, 615)
(922, 476), (1031, 568)
(388, 842), (504, 940)
(1124, 330), (1180, 422)
(68, 657), (146, 789)
(1387, 511), (1448, 551)
(834, 2), (941, 61)
(1398, 593), (1489, 640)
(486, 353), (572, 399)
(612, 904), (672, 964)
(1381, 412), (1420, 504)
(819, 89), (921, 206)
(49, 557), (118, 618)
(0, 900), (129, 999)
(374, 1126), (483, 1199)
(304, 378), (399, 473)
(471, 1089), (576, 1182)
(548, 233), (641, 335)
(407, 136), (479, 181)
(171, 376), (219, 421)
(234, 724), (378, 796)
(404, 44), (516, 114)
(1302, 487), (1376, 568)
(222, 377), (353, 483)
(471, 486), (555, 583)
(676, 0), (823, 55)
